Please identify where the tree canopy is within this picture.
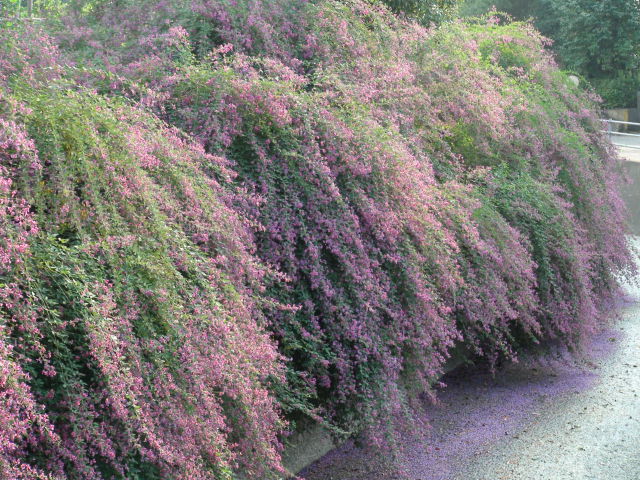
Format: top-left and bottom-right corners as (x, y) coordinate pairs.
(382, 0), (462, 23)
(461, 0), (640, 107)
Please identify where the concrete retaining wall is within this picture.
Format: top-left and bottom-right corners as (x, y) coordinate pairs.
(622, 161), (640, 236)
(606, 108), (640, 127)
(280, 345), (470, 477)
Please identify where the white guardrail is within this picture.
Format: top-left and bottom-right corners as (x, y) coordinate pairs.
(601, 119), (640, 150)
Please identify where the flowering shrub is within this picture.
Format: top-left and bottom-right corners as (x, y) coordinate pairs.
(150, 4), (634, 436)
(0, 29), (285, 478)
(0, 2), (635, 479)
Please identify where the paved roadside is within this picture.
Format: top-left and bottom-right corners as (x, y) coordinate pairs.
(458, 286), (640, 480)
(618, 146), (640, 163)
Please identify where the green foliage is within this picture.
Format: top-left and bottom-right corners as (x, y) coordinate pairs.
(0, 0), (65, 19)
(592, 73), (640, 110)
(0, 77), (285, 479)
(381, 0), (462, 24)
(460, 0), (640, 108)
(459, 0), (535, 18)
(0, 3), (635, 478)
(545, 0), (640, 78)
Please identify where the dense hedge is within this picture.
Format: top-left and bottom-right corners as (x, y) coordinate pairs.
(0, 1), (634, 479)
(0, 29), (284, 479)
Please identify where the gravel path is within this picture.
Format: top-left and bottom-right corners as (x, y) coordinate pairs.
(301, 282), (640, 480)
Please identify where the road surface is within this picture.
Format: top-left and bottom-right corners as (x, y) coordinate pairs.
(611, 129), (640, 162)
(457, 281), (640, 480)
(618, 146), (640, 163)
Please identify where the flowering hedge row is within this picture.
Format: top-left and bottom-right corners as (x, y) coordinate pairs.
(0, 1), (635, 478)
(0, 29), (285, 478)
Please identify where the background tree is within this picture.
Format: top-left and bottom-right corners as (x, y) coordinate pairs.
(460, 0), (535, 18)
(548, 0), (640, 108)
(460, 0), (640, 108)
(382, 0), (462, 24)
